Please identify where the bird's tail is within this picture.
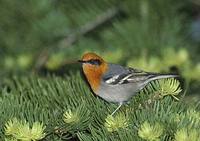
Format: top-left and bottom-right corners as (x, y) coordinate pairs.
(145, 74), (179, 84)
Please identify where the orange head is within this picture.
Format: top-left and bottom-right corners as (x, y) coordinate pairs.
(78, 52), (108, 93)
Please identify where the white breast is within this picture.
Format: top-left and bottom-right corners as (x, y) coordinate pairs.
(96, 82), (141, 103)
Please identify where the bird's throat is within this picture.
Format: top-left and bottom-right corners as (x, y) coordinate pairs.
(83, 64), (107, 93)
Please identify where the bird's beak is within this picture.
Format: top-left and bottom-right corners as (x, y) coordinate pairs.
(78, 60), (86, 63)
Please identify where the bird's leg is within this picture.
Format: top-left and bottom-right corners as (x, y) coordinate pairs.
(111, 102), (123, 116)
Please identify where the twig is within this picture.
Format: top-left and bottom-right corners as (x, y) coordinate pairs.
(33, 7), (123, 72)
(59, 7), (122, 48)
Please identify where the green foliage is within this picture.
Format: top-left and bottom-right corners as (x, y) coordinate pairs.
(152, 78), (182, 100)
(0, 0), (199, 140)
(0, 0), (199, 76)
(138, 121), (163, 141)
(4, 118), (46, 141)
(1, 0), (198, 90)
(174, 128), (200, 141)
(0, 73), (199, 140)
(104, 114), (129, 132)
(128, 48), (200, 81)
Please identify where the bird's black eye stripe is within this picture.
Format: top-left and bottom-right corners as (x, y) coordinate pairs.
(88, 59), (102, 65)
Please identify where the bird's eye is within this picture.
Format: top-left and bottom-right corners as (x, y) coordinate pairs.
(88, 59), (102, 65)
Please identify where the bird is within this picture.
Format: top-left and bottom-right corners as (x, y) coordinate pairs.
(78, 52), (178, 115)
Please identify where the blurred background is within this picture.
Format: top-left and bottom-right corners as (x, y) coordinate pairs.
(0, 0), (199, 100)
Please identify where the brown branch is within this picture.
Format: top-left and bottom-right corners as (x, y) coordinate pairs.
(33, 7), (122, 72)
(59, 7), (122, 47)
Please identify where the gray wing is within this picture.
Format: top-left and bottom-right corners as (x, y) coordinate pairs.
(103, 64), (155, 85)
(103, 64), (177, 85)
